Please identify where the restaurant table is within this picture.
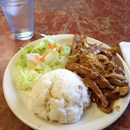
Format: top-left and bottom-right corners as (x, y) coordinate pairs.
(0, 0), (130, 130)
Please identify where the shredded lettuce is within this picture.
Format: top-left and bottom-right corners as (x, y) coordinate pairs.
(12, 35), (71, 90)
(12, 66), (39, 90)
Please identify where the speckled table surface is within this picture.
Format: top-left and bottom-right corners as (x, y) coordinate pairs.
(0, 0), (130, 130)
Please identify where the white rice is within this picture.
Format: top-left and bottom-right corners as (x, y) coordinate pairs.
(31, 69), (90, 124)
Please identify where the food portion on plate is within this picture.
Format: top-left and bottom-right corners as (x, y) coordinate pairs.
(31, 69), (90, 124)
(12, 35), (71, 90)
(66, 35), (129, 113)
(11, 34), (130, 125)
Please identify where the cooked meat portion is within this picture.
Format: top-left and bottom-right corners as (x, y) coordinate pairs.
(66, 35), (129, 113)
(83, 77), (108, 108)
(66, 63), (98, 79)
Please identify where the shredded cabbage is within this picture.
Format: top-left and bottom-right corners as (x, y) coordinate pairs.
(12, 35), (71, 90)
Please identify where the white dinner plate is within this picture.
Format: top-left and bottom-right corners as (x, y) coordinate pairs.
(3, 34), (130, 130)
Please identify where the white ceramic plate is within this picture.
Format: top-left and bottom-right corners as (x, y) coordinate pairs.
(3, 34), (130, 130)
